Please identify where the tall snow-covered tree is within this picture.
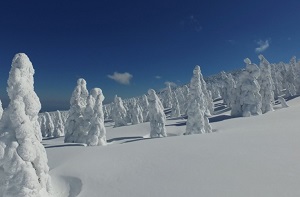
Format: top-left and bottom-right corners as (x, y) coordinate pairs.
(45, 112), (54, 137)
(185, 65), (212, 135)
(0, 53), (52, 196)
(162, 82), (173, 109)
(258, 55), (275, 114)
(40, 115), (47, 137)
(148, 89), (167, 138)
(175, 87), (186, 114)
(53, 110), (64, 137)
(171, 91), (181, 118)
(231, 58), (262, 117)
(281, 62), (296, 97)
(220, 71), (236, 107)
(129, 98), (143, 125)
(86, 89), (107, 146)
(64, 78), (89, 143)
(112, 95), (127, 127)
(140, 94), (150, 122)
(198, 66), (214, 115)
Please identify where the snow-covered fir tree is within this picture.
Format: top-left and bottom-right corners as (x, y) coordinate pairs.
(130, 98), (143, 125)
(175, 87), (187, 114)
(270, 63), (284, 99)
(231, 58), (262, 117)
(258, 55), (275, 114)
(0, 53), (52, 197)
(162, 82), (173, 109)
(147, 89), (167, 138)
(40, 115), (47, 137)
(140, 94), (150, 122)
(112, 95), (128, 127)
(171, 91), (181, 117)
(45, 112), (54, 137)
(185, 65), (212, 135)
(53, 110), (64, 137)
(281, 62), (296, 97)
(220, 71), (236, 107)
(86, 89), (107, 146)
(198, 66), (214, 115)
(64, 78), (89, 143)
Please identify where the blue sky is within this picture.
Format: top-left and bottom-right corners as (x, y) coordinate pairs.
(0, 0), (299, 111)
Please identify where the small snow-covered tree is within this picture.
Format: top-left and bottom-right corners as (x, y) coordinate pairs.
(278, 96), (289, 108)
(258, 55), (275, 114)
(130, 98), (143, 125)
(86, 89), (107, 146)
(281, 62), (296, 97)
(112, 95), (127, 127)
(45, 112), (54, 137)
(64, 78), (89, 143)
(162, 82), (173, 109)
(220, 71), (236, 107)
(171, 91), (181, 118)
(198, 66), (214, 115)
(148, 89), (167, 138)
(140, 94), (150, 122)
(185, 65), (212, 135)
(40, 115), (47, 137)
(53, 110), (64, 137)
(175, 87), (186, 114)
(231, 58), (262, 117)
(0, 53), (52, 196)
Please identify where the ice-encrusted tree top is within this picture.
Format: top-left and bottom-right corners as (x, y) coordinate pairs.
(0, 53), (52, 196)
(0, 99), (3, 120)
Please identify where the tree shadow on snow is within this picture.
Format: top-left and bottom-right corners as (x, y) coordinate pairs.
(45, 143), (86, 149)
(166, 121), (187, 127)
(209, 114), (237, 123)
(107, 136), (144, 143)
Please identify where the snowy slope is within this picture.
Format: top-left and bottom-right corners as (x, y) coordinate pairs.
(46, 97), (300, 197)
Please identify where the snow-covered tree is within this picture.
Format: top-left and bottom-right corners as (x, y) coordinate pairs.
(278, 96), (289, 108)
(129, 99), (143, 125)
(175, 87), (186, 113)
(86, 89), (107, 146)
(258, 55), (275, 114)
(270, 63), (284, 99)
(64, 78), (89, 143)
(40, 115), (47, 137)
(231, 58), (262, 117)
(140, 94), (150, 122)
(148, 89), (167, 138)
(0, 53), (52, 196)
(162, 82), (173, 109)
(0, 99), (3, 120)
(220, 71), (236, 107)
(112, 95), (127, 127)
(53, 110), (64, 137)
(281, 62), (296, 97)
(171, 91), (181, 117)
(198, 66), (214, 115)
(45, 112), (54, 137)
(185, 65), (212, 135)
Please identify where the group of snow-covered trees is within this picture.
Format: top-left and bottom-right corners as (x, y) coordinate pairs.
(64, 79), (107, 146)
(207, 54), (298, 117)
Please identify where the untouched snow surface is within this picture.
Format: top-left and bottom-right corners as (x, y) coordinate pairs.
(46, 97), (300, 197)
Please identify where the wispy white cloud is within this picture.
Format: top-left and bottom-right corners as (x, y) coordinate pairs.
(255, 39), (270, 53)
(155, 75), (162, 79)
(107, 72), (133, 85)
